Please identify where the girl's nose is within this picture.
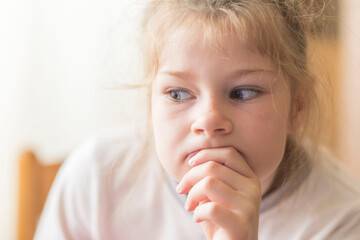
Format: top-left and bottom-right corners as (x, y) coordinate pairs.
(191, 102), (233, 137)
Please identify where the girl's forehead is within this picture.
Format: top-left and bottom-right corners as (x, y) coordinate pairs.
(158, 13), (272, 61)
(162, 6), (278, 53)
(174, 20), (245, 46)
(159, 25), (277, 72)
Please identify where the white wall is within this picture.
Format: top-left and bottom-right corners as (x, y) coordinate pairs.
(0, 0), (147, 239)
(339, 0), (360, 177)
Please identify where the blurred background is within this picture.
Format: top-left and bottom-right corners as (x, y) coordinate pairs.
(0, 0), (359, 239)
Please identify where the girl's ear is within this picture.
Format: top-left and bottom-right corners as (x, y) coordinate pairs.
(288, 96), (306, 134)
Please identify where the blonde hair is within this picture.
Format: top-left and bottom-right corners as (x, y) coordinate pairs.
(136, 0), (332, 191)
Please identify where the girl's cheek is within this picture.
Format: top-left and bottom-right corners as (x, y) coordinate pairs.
(161, 102), (194, 118)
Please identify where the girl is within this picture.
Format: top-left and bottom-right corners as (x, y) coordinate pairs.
(35, 0), (360, 239)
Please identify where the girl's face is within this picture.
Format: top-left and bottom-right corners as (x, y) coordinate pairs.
(151, 29), (297, 192)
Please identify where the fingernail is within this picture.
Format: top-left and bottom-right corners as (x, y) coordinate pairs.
(176, 183), (182, 193)
(188, 158), (195, 166)
(184, 199), (190, 211)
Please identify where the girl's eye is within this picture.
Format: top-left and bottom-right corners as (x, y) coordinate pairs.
(167, 89), (193, 101)
(229, 88), (259, 101)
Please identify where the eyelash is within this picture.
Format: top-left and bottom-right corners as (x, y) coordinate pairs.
(229, 88), (260, 101)
(166, 89), (194, 102)
(165, 87), (261, 102)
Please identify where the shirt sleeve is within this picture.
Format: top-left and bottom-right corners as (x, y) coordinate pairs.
(318, 201), (360, 240)
(299, 200), (360, 240)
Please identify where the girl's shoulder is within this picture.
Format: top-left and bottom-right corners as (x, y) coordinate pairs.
(309, 146), (360, 203)
(298, 147), (360, 238)
(259, 145), (360, 239)
(35, 123), (157, 239)
(63, 122), (153, 173)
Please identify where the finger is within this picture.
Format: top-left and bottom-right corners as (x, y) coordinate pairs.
(188, 147), (256, 178)
(194, 202), (255, 240)
(178, 160), (256, 195)
(185, 176), (242, 211)
(193, 201), (242, 231)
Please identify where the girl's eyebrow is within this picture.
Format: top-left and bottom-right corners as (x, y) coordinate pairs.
(225, 68), (276, 80)
(158, 68), (275, 81)
(157, 70), (192, 80)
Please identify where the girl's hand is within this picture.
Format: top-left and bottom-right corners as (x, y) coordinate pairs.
(177, 147), (261, 240)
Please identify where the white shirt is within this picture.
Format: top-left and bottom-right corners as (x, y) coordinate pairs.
(259, 147), (360, 240)
(35, 128), (360, 240)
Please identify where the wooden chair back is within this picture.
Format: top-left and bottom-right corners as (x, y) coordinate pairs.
(17, 151), (62, 240)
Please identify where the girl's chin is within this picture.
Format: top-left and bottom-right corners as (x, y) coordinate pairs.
(170, 170), (187, 183)
(161, 161), (190, 182)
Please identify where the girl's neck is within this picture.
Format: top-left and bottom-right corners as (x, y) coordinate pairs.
(262, 138), (310, 199)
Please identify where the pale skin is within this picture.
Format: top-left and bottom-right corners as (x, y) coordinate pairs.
(151, 28), (302, 240)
